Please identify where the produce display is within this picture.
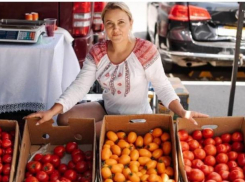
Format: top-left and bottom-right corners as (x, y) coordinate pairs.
(0, 128), (15, 182)
(101, 128), (176, 182)
(178, 128), (245, 182)
(24, 142), (93, 182)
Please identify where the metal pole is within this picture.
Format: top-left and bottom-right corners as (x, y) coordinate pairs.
(228, 2), (245, 116)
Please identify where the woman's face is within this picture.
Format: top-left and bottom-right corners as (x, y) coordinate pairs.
(104, 8), (133, 43)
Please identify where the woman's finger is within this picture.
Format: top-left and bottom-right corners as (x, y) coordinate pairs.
(189, 117), (198, 125)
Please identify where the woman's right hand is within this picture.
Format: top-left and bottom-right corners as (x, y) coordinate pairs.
(23, 110), (55, 125)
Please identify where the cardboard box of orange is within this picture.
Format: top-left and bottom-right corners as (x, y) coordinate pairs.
(99, 114), (178, 182)
(0, 120), (19, 182)
(15, 118), (96, 182)
(176, 116), (245, 182)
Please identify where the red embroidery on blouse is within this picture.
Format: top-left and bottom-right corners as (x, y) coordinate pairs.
(124, 61), (130, 97)
(117, 90), (121, 94)
(98, 62), (111, 81)
(89, 40), (107, 65)
(109, 65), (119, 95)
(134, 39), (158, 69)
(105, 73), (110, 77)
(118, 83), (122, 86)
(118, 72), (122, 77)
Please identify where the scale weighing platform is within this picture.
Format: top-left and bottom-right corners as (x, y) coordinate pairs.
(0, 19), (45, 43)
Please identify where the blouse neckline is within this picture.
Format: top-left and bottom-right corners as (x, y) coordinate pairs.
(105, 38), (139, 66)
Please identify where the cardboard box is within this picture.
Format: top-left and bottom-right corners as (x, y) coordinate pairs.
(0, 120), (19, 182)
(177, 116), (245, 182)
(99, 114), (178, 182)
(158, 77), (189, 120)
(16, 118), (96, 182)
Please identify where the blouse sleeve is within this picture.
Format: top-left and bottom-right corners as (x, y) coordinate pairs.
(56, 52), (97, 113)
(142, 43), (180, 109)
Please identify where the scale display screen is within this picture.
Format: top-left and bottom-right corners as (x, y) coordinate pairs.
(0, 30), (18, 40)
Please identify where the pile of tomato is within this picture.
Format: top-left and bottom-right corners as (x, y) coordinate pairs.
(24, 142), (93, 182)
(0, 128), (15, 182)
(101, 128), (176, 182)
(178, 128), (245, 182)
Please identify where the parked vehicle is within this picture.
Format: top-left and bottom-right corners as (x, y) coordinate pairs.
(0, 2), (106, 68)
(147, 2), (245, 72)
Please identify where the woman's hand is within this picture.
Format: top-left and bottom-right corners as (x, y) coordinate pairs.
(23, 110), (54, 125)
(182, 110), (209, 125)
(23, 103), (63, 125)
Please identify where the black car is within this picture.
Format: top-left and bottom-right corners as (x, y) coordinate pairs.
(147, 2), (245, 72)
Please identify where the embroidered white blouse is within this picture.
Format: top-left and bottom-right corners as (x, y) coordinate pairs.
(56, 38), (180, 115)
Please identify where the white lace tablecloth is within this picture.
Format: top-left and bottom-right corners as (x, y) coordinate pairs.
(0, 34), (80, 113)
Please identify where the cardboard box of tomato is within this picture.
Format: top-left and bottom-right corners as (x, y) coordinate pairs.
(99, 114), (178, 182)
(15, 118), (96, 182)
(177, 116), (245, 182)
(0, 120), (19, 182)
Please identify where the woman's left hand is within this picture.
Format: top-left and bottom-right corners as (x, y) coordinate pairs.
(182, 110), (209, 125)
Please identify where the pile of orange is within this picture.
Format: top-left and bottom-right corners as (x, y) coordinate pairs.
(101, 128), (176, 182)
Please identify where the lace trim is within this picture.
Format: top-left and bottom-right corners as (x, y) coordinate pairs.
(124, 61), (130, 97)
(143, 53), (160, 70)
(0, 103), (45, 113)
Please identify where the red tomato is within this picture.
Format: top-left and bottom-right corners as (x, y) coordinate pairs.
(214, 163), (229, 173)
(1, 132), (11, 140)
(64, 169), (77, 181)
(209, 165), (214, 173)
(85, 150), (93, 161)
(228, 160), (238, 169)
(183, 151), (194, 161)
(58, 163), (68, 173)
(214, 137), (222, 146)
(26, 161), (42, 174)
(65, 142), (78, 154)
(206, 180), (216, 182)
(207, 172), (222, 182)
(72, 153), (84, 163)
(188, 168), (205, 181)
(216, 144), (228, 153)
(216, 153), (228, 164)
(72, 148), (84, 158)
(200, 164), (211, 175)
(203, 138), (216, 146)
(87, 161), (92, 170)
(194, 148), (206, 160)
(184, 165), (192, 174)
(224, 143), (231, 152)
(178, 130), (189, 141)
(5, 147), (12, 155)
(49, 170), (60, 181)
(81, 171), (92, 182)
(234, 179), (245, 182)
(184, 159), (192, 167)
(50, 154), (60, 168)
(202, 128), (214, 139)
(192, 130), (203, 141)
(221, 133), (231, 143)
(2, 139), (12, 148)
(25, 171), (32, 178)
(204, 155), (216, 166)
(0, 164), (2, 173)
(204, 144), (217, 156)
(218, 170), (229, 180)
(2, 154), (12, 163)
(237, 153), (245, 167)
(229, 170), (244, 181)
(228, 151), (238, 161)
(186, 135), (193, 142)
(54, 145), (66, 158)
(42, 162), (54, 175)
(231, 131), (243, 142)
(181, 141), (189, 151)
(76, 161), (88, 173)
(68, 160), (76, 169)
(2, 175), (9, 182)
(60, 177), (72, 182)
(188, 140), (200, 151)
(231, 166), (243, 173)
(33, 153), (43, 162)
(36, 171), (49, 181)
(192, 159), (204, 169)
(41, 154), (52, 164)
(232, 142), (245, 152)
(25, 176), (39, 182)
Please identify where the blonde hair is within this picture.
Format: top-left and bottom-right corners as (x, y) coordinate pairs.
(101, 2), (133, 22)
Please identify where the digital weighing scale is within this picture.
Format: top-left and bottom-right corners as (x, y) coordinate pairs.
(0, 19), (45, 43)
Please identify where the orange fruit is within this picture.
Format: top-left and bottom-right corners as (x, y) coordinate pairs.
(101, 166), (112, 179)
(101, 148), (112, 161)
(130, 149), (139, 161)
(138, 157), (151, 166)
(140, 174), (149, 181)
(122, 148), (131, 155)
(122, 167), (131, 178)
(113, 172), (126, 182)
(128, 172), (140, 182)
(159, 156), (171, 167)
(144, 160), (157, 170)
(161, 173), (169, 182)
(111, 144), (121, 156)
(153, 137), (161, 145)
(139, 149), (152, 158)
(107, 131), (118, 142)
(127, 132), (137, 144)
(144, 133), (153, 146)
(165, 166), (174, 176)
(152, 128), (163, 138)
(146, 142), (159, 151)
(117, 131), (126, 139)
(118, 140), (130, 149)
(161, 132), (170, 142)
(148, 174), (161, 182)
(105, 158), (117, 166)
(118, 154), (131, 165)
(135, 136), (144, 148)
(111, 164), (123, 173)
(157, 161), (165, 174)
(162, 141), (172, 155)
(152, 149), (163, 160)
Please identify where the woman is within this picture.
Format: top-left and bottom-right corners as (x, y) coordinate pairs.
(24, 2), (208, 135)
